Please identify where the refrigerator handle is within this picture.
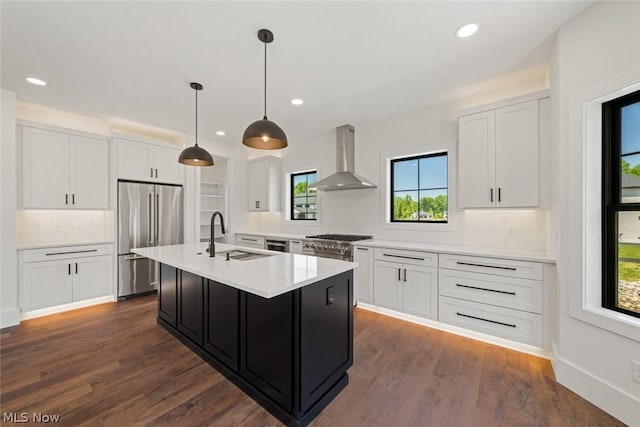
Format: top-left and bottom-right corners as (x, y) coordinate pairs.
(148, 193), (153, 245)
(156, 193), (160, 245)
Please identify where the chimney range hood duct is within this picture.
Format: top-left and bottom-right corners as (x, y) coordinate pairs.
(310, 125), (377, 191)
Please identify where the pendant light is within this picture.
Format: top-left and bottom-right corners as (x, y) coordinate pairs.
(242, 29), (288, 150)
(179, 82), (214, 166)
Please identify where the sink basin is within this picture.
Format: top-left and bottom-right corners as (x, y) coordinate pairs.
(216, 249), (273, 261)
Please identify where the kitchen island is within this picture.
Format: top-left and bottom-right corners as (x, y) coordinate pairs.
(131, 243), (355, 427)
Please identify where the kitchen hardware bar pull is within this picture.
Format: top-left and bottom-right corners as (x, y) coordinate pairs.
(148, 194), (153, 245)
(498, 188), (501, 202)
(72, 194), (75, 205)
(75, 263), (78, 274)
(155, 193), (160, 245)
(68, 264), (71, 275)
(124, 255), (147, 261)
(403, 268), (407, 282)
(456, 312), (516, 328)
(490, 188), (493, 203)
(383, 253), (425, 261)
(455, 261), (517, 271)
(456, 283), (516, 295)
(155, 168), (158, 178)
(65, 194), (68, 205)
(241, 238), (259, 242)
(150, 168), (153, 178)
(357, 247), (369, 251)
(46, 249), (98, 256)
(398, 268), (401, 281)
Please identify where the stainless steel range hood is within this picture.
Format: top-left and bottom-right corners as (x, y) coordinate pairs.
(310, 125), (377, 191)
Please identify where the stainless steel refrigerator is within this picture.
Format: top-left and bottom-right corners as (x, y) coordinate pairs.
(117, 181), (183, 298)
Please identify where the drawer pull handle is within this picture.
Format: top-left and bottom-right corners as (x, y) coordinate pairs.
(383, 253), (425, 261)
(455, 283), (516, 295)
(46, 249), (99, 256)
(456, 312), (516, 328)
(357, 247), (369, 251)
(456, 261), (517, 271)
(241, 238), (258, 242)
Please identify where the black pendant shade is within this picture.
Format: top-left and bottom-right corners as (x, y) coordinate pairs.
(179, 82), (214, 166)
(242, 29), (288, 150)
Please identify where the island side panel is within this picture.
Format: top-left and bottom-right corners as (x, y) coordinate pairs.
(299, 270), (353, 413)
(158, 263), (177, 327)
(240, 291), (294, 411)
(204, 279), (239, 371)
(177, 270), (204, 346)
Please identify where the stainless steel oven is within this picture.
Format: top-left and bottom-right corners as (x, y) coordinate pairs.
(266, 239), (289, 252)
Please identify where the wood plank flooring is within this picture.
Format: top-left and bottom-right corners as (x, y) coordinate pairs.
(0, 295), (625, 426)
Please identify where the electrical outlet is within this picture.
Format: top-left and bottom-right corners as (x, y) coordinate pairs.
(633, 360), (640, 384)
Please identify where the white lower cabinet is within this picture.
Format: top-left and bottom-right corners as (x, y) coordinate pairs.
(353, 246), (373, 304)
(21, 244), (114, 312)
(372, 248), (438, 320)
(289, 240), (303, 254)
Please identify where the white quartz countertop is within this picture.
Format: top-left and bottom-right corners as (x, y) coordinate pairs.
(16, 240), (114, 250)
(353, 239), (555, 263)
(132, 242), (357, 298)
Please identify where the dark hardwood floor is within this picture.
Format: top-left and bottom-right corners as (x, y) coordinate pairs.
(0, 295), (624, 426)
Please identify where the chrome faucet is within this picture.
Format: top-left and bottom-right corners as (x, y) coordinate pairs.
(209, 211), (226, 257)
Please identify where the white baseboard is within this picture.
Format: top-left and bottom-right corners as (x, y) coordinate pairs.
(20, 295), (116, 321)
(552, 343), (640, 427)
(356, 302), (551, 359)
(1, 308), (20, 329)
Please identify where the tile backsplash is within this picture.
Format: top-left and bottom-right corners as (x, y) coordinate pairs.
(16, 210), (114, 245)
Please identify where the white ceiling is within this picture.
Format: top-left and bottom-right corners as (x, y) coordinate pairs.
(1, 1), (592, 145)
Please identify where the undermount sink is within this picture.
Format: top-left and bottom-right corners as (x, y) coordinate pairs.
(216, 249), (273, 261)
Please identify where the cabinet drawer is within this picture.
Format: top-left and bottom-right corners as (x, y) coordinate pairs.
(439, 296), (542, 346)
(235, 234), (265, 248)
(373, 247), (437, 267)
(23, 244), (114, 263)
(439, 269), (542, 314)
(439, 253), (541, 280)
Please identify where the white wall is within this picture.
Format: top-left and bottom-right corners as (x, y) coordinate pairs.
(237, 92), (548, 253)
(551, 2), (640, 425)
(1, 90), (19, 327)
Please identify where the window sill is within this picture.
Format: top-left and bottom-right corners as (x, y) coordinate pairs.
(569, 303), (640, 341)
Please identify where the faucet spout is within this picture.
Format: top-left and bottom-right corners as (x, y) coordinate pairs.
(209, 211), (226, 257)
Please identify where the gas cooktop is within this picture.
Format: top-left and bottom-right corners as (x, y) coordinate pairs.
(305, 234), (373, 242)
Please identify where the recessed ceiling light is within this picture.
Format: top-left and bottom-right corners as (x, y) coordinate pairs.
(216, 131), (226, 136)
(456, 23), (478, 38)
(26, 77), (47, 86)
(291, 98), (304, 106)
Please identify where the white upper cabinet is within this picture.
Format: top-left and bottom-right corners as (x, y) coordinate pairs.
(458, 97), (542, 208)
(114, 137), (183, 184)
(247, 156), (281, 211)
(21, 126), (108, 209)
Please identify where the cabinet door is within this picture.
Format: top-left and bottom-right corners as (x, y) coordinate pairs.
(69, 136), (108, 209)
(458, 111), (496, 208)
(22, 127), (70, 208)
(495, 100), (539, 207)
(373, 260), (403, 311)
(402, 265), (438, 320)
(153, 146), (183, 184)
(289, 240), (303, 254)
(354, 246), (374, 304)
(177, 270), (204, 345)
(204, 280), (239, 371)
(247, 159), (269, 211)
(22, 259), (73, 311)
(116, 139), (153, 181)
(72, 256), (113, 300)
(158, 264), (178, 327)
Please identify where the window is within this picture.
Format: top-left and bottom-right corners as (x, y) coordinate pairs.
(602, 89), (640, 318)
(390, 152), (447, 223)
(291, 171), (317, 220)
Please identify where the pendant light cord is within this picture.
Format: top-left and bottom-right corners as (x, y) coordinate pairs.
(263, 40), (267, 119)
(195, 86), (199, 147)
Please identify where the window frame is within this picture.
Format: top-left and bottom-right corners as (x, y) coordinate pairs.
(389, 152), (448, 224)
(602, 89), (640, 319)
(289, 170), (317, 221)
